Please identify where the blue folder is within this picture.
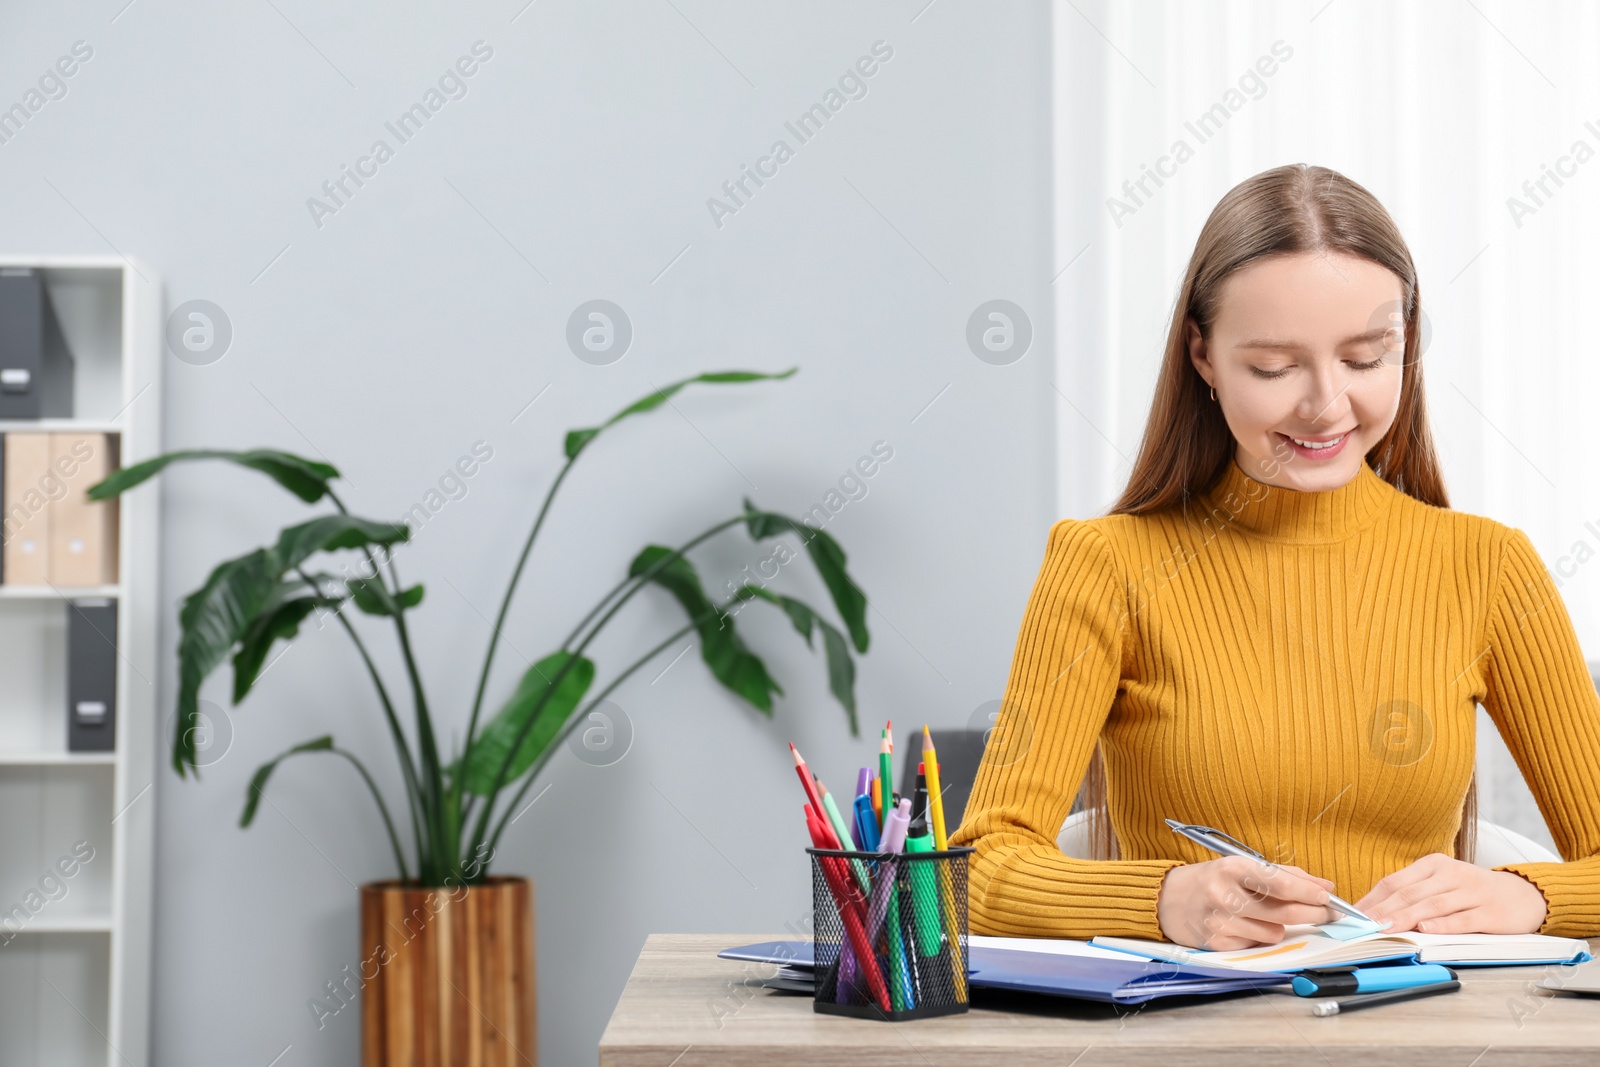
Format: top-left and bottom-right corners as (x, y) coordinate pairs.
(718, 940), (1294, 1005)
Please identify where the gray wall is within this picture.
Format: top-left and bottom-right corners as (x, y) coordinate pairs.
(1, 3), (1056, 1063)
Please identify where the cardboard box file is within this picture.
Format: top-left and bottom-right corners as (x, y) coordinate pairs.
(48, 433), (119, 586)
(2, 432), (51, 584)
(0, 431), (119, 587)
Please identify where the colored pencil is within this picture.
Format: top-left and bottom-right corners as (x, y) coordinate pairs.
(790, 743), (840, 849)
(805, 804), (889, 1011)
(878, 730), (894, 834)
(924, 724), (967, 1000)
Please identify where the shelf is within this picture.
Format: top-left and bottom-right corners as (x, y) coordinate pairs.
(11, 915), (113, 934)
(0, 255), (159, 1065)
(0, 752), (115, 766)
(0, 420), (122, 434)
(0, 586), (122, 600)
(0, 255), (129, 270)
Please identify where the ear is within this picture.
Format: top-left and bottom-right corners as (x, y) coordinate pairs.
(1184, 317), (1211, 388)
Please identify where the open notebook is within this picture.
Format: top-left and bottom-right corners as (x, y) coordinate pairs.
(1091, 917), (1592, 973)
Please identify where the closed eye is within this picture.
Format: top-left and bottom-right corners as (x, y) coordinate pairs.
(1251, 357), (1387, 381)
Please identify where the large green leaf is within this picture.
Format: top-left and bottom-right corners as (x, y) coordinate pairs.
(240, 736), (334, 827)
(87, 449), (340, 504)
(741, 501), (869, 653)
(349, 577), (424, 617)
(563, 369), (797, 461)
(172, 516), (414, 777)
(231, 579), (333, 702)
(628, 545), (783, 713)
(462, 651), (596, 795)
(175, 549), (280, 775)
(274, 515), (410, 573)
(729, 584), (859, 735)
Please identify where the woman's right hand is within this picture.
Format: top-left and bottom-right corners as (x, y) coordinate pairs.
(1156, 857), (1345, 949)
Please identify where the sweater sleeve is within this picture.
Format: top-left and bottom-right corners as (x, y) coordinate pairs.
(1481, 527), (1600, 938)
(947, 519), (1184, 941)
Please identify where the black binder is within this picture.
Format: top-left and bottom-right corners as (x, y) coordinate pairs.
(67, 597), (117, 752)
(0, 268), (75, 418)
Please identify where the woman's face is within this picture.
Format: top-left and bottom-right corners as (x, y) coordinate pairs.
(1187, 251), (1406, 492)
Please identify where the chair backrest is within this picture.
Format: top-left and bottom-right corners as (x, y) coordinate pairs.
(1472, 819), (1560, 866)
(897, 728), (988, 831)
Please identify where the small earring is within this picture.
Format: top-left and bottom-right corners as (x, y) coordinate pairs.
(1210, 385), (1216, 401)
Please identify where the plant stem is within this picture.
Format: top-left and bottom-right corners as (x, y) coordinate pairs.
(332, 746), (412, 882)
(458, 456), (579, 821)
(389, 606), (445, 882)
(483, 616), (700, 858)
(325, 490), (446, 882)
(383, 555), (458, 879)
(315, 574), (428, 879)
(462, 514), (749, 861)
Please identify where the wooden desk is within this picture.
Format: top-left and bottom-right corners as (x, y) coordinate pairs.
(599, 934), (1600, 1066)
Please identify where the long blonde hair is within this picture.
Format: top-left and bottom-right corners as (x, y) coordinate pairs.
(1073, 163), (1475, 866)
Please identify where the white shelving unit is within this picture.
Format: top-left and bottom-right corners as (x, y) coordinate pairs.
(0, 256), (159, 1067)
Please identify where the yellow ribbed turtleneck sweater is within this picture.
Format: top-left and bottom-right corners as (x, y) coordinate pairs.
(948, 455), (1600, 942)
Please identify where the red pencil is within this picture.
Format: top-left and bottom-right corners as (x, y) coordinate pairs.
(789, 743), (841, 849)
(806, 804), (890, 1011)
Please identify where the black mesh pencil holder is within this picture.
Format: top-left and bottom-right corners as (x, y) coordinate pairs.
(806, 846), (973, 1021)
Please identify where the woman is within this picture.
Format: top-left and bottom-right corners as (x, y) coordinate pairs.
(948, 163), (1600, 950)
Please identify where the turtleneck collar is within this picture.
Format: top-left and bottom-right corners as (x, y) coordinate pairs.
(1198, 453), (1395, 543)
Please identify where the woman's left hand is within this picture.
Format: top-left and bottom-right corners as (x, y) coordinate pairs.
(1354, 853), (1549, 935)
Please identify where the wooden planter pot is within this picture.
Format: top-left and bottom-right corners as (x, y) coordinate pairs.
(360, 876), (537, 1067)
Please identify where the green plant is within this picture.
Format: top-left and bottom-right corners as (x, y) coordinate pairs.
(88, 369), (870, 885)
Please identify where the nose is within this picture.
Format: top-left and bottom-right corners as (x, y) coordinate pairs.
(1299, 363), (1351, 426)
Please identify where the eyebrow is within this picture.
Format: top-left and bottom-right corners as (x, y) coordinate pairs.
(1233, 327), (1392, 352)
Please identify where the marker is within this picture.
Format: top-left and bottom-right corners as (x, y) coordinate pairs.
(873, 797), (915, 1011)
(862, 800), (913, 998)
(814, 775), (854, 850)
(904, 762), (942, 958)
(1311, 979), (1461, 1016)
(853, 794), (881, 852)
(911, 763), (928, 827)
(1292, 964), (1456, 997)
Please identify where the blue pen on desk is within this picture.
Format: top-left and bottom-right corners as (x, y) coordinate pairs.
(1165, 818), (1377, 924)
(1292, 964), (1456, 997)
(1311, 979), (1461, 1016)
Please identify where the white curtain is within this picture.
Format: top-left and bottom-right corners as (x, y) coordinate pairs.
(1052, 0), (1600, 853)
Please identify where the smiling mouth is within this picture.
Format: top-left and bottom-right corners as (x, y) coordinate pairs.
(1277, 430), (1352, 450)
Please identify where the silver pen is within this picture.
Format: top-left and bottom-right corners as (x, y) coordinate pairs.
(1165, 818), (1376, 923)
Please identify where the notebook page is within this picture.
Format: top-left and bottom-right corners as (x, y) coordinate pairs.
(968, 935), (1147, 961)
